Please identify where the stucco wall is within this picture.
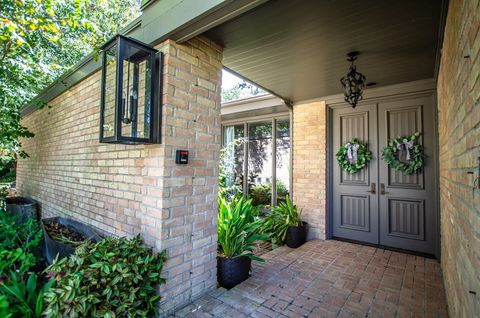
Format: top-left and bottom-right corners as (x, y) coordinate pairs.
(437, 0), (480, 316)
(17, 36), (223, 315)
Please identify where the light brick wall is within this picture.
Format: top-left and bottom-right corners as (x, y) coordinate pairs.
(17, 36), (223, 315)
(437, 0), (480, 317)
(292, 101), (327, 239)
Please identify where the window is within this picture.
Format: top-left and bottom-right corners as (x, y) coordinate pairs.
(221, 116), (291, 207)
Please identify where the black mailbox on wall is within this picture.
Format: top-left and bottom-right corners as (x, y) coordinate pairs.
(99, 35), (162, 144)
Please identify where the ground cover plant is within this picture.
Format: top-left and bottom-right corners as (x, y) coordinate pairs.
(43, 236), (167, 318)
(0, 208), (47, 317)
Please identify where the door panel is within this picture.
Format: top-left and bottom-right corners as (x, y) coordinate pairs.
(378, 97), (437, 254)
(332, 104), (378, 244)
(384, 105), (424, 189)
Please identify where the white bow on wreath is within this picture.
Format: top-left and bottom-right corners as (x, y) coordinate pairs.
(345, 142), (360, 163)
(396, 139), (415, 161)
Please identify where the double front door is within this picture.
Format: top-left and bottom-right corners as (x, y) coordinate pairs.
(331, 95), (438, 256)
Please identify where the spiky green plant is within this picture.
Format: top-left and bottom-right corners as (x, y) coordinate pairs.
(0, 272), (53, 318)
(261, 195), (302, 244)
(217, 195), (268, 262)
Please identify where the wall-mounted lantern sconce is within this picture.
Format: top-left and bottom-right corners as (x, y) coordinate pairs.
(340, 51), (366, 108)
(100, 35), (162, 144)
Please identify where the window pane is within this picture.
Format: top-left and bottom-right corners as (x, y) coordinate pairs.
(276, 119), (290, 204)
(120, 44), (152, 139)
(221, 125), (245, 192)
(248, 121), (273, 206)
(102, 44), (117, 138)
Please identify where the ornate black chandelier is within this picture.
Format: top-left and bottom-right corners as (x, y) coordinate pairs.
(340, 51), (366, 108)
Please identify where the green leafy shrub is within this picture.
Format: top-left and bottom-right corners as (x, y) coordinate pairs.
(0, 295), (11, 318)
(0, 272), (53, 318)
(261, 195), (302, 245)
(0, 211), (43, 278)
(219, 139), (244, 200)
(44, 236), (167, 318)
(0, 171), (16, 184)
(0, 210), (45, 317)
(218, 195), (268, 261)
(249, 181), (289, 206)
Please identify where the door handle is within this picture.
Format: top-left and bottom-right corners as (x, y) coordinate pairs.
(367, 182), (376, 194)
(381, 183), (389, 195)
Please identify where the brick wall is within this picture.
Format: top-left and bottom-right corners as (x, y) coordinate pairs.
(437, 0), (480, 317)
(17, 36), (223, 315)
(292, 101), (327, 239)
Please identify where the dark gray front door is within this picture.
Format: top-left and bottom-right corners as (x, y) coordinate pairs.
(332, 95), (438, 255)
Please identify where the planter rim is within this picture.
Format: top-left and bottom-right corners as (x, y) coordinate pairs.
(217, 254), (250, 260)
(5, 196), (37, 205)
(290, 221), (308, 228)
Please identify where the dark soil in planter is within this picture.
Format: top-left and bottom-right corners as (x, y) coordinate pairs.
(43, 221), (87, 246)
(285, 221), (308, 248)
(217, 256), (251, 289)
(42, 217), (102, 265)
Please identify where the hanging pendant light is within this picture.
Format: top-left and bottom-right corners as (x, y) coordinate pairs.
(340, 51), (366, 108)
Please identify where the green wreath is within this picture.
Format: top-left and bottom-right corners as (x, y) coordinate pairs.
(381, 132), (424, 175)
(336, 139), (373, 174)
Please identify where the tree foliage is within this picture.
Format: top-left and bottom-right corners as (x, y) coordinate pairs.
(0, 0), (141, 159)
(221, 81), (266, 102)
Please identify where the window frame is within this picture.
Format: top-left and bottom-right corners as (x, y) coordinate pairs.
(221, 112), (292, 207)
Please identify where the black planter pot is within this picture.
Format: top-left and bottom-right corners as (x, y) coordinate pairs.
(42, 217), (102, 265)
(285, 221), (308, 248)
(6, 196), (38, 222)
(217, 256), (251, 289)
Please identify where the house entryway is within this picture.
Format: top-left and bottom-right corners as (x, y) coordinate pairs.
(330, 93), (438, 257)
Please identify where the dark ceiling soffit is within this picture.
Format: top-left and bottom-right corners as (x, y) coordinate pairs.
(434, 0), (449, 82)
(22, 0), (270, 117)
(223, 66), (293, 108)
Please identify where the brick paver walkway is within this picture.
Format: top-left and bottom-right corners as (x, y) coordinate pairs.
(171, 240), (448, 317)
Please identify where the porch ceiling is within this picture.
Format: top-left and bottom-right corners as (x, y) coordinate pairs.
(205, 0), (443, 103)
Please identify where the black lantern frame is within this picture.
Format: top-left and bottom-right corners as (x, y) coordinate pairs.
(99, 35), (162, 144)
(340, 51), (366, 108)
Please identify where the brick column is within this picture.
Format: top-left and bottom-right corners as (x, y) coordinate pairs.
(141, 37), (223, 314)
(292, 101), (327, 239)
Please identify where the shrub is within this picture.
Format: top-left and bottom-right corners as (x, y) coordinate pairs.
(261, 195), (302, 245)
(0, 295), (10, 318)
(43, 236), (167, 318)
(0, 210), (46, 317)
(0, 211), (43, 278)
(217, 195), (268, 261)
(0, 272), (53, 318)
(0, 171), (16, 184)
(248, 180), (289, 206)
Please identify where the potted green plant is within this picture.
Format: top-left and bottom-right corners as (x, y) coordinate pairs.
(217, 195), (268, 289)
(264, 195), (307, 248)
